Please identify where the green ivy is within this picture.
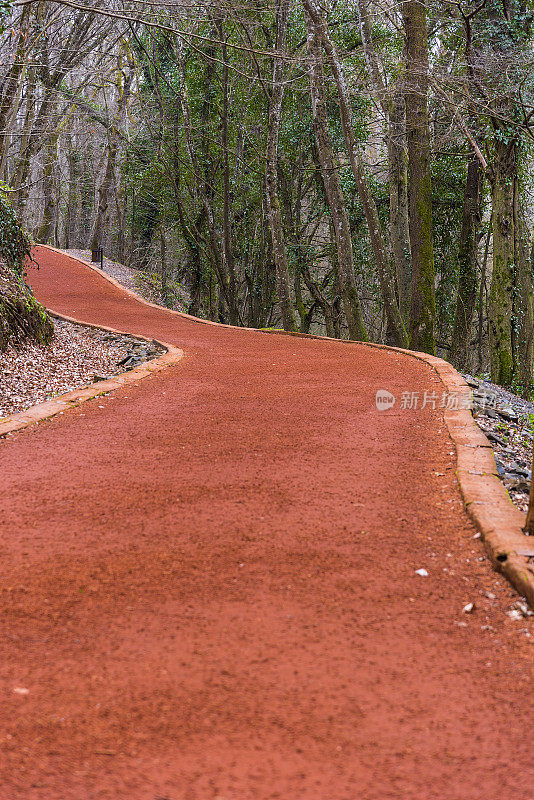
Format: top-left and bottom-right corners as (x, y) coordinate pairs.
(0, 192), (32, 275)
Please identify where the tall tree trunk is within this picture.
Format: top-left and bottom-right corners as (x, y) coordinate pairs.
(64, 135), (80, 249)
(176, 40), (237, 323)
(477, 218), (491, 372)
(79, 143), (96, 243)
(304, 12), (367, 341)
(114, 174), (126, 263)
(488, 139), (517, 385)
(35, 132), (59, 243)
(89, 145), (115, 259)
(402, 0), (436, 354)
(159, 213), (169, 307)
(387, 88), (412, 322)
(89, 59), (132, 258)
(0, 6), (31, 175)
(259, 196), (278, 328)
(265, 0), (298, 332)
(449, 156), (482, 369)
(215, 17), (239, 325)
(10, 66), (38, 215)
(515, 203), (534, 396)
(357, 0), (412, 322)
(171, 101), (208, 317)
(302, 0), (406, 346)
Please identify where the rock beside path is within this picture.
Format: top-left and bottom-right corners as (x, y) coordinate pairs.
(464, 373), (534, 520)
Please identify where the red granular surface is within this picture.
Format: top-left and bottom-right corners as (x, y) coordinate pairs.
(0, 246), (532, 799)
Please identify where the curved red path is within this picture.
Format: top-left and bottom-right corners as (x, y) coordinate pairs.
(0, 246), (532, 799)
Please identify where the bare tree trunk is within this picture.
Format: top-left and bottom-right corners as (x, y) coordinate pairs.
(265, 0), (298, 331)
(35, 131), (59, 243)
(449, 156), (482, 368)
(64, 135), (79, 248)
(302, 0), (406, 346)
(387, 88), (412, 322)
(89, 55), (132, 259)
(0, 6), (31, 175)
(357, 0), (411, 321)
(214, 16), (239, 325)
(79, 143), (96, 244)
(170, 95), (208, 317)
(477, 218), (491, 373)
(514, 193), (534, 396)
(89, 148), (114, 259)
(114, 175), (126, 263)
(402, 0), (436, 354)
(160, 213), (169, 307)
(10, 66), (37, 214)
(304, 13), (367, 341)
(488, 139), (517, 385)
(259, 195), (278, 328)
(176, 41), (238, 323)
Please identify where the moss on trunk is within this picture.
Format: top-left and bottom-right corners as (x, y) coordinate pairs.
(449, 157), (482, 370)
(488, 140), (516, 386)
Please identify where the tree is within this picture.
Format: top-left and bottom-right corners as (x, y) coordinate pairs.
(402, 0), (436, 354)
(1, 0), (533, 387)
(304, 6), (367, 341)
(265, 0), (298, 332)
(302, 0), (407, 347)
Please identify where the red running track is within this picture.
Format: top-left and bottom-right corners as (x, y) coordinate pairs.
(0, 245), (532, 799)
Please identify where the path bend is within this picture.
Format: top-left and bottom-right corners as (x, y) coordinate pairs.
(0, 246), (532, 799)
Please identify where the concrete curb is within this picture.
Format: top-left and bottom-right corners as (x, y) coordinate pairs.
(0, 310), (184, 438)
(29, 246), (534, 606)
(429, 357), (534, 607)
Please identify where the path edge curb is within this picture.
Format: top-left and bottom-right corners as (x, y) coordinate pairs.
(415, 351), (534, 608)
(0, 311), (184, 438)
(32, 245), (534, 606)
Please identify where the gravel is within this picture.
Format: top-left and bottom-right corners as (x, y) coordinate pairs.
(0, 318), (162, 418)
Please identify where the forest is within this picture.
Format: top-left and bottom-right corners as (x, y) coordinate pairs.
(1, 0), (533, 389)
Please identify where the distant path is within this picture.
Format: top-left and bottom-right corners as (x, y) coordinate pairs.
(0, 246), (532, 799)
